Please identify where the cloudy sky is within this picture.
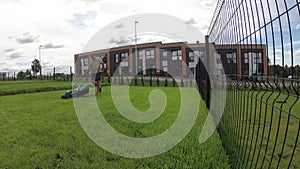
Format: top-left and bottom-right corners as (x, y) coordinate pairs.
(0, 0), (217, 74)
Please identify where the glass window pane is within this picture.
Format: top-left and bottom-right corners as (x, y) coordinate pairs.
(150, 50), (155, 56)
(163, 51), (168, 57)
(178, 50), (182, 56)
(172, 51), (177, 56)
(227, 53), (232, 58)
(162, 61), (168, 66)
(232, 53), (236, 58)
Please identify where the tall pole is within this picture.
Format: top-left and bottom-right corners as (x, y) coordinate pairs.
(70, 66), (73, 81)
(39, 45), (43, 77)
(205, 35), (210, 109)
(135, 21), (138, 75)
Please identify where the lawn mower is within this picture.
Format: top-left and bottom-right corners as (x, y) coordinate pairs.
(61, 84), (90, 99)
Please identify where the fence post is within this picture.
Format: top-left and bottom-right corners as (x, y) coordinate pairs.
(53, 67), (56, 80)
(205, 35), (211, 108)
(70, 66), (73, 82)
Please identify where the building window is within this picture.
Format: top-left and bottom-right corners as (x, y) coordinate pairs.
(162, 51), (168, 59)
(121, 52), (128, 61)
(146, 49), (155, 59)
(162, 61), (168, 67)
(244, 53), (249, 63)
(253, 53), (262, 64)
(178, 50), (182, 60)
(146, 50), (151, 59)
(244, 52), (262, 64)
(83, 58), (88, 66)
(139, 51), (143, 60)
(163, 67), (168, 72)
(178, 50), (182, 56)
(189, 52), (194, 62)
(195, 50), (205, 61)
(226, 53), (236, 63)
(172, 50), (182, 61)
(151, 50), (155, 58)
(232, 53), (237, 63)
(172, 51), (177, 60)
(115, 54), (119, 63)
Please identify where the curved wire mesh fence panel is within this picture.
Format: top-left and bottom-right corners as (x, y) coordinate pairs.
(207, 0), (300, 168)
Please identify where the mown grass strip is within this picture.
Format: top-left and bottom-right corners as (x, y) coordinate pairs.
(0, 86), (230, 168)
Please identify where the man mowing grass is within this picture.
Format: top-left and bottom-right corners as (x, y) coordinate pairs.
(94, 67), (102, 94)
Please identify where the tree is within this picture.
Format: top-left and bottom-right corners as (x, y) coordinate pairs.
(17, 71), (26, 80)
(269, 64), (283, 77)
(284, 65), (291, 77)
(31, 59), (41, 77)
(25, 69), (32, 79)
(295, 65), (300, 79)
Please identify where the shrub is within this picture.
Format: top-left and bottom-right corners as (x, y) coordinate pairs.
(150, 76), (153, 87)
(108, 75), (111, 83)
(181, 78), (184, 87)
(120, 76), (124, 85)
(173, 78), (176, 87)
(134, 77), (138, 86)
(164, 78), (168, 87)
(141, 76), (144, 86)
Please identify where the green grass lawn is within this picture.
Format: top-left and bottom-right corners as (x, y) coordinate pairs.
(0, 80), (72, 95)
(222, 89), (300, 169)
(0, 86), (230, 168)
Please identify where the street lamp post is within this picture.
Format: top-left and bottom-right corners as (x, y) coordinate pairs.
(135, 21), (138, 75)
(39, 45), (43, 77)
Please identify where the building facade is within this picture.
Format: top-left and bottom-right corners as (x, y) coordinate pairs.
(74, 42), (267, 78)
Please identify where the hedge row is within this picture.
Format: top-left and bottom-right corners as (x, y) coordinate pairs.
(0, 86), (72, 96)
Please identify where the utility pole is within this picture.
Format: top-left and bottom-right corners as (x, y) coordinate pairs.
(135, 21), (138, 75)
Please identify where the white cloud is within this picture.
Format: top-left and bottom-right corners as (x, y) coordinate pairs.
(7, 52), (25, 60)
(68, 11), (98, 29)
(0, 0), (218, 73)
(15, 32), (40, 44)
(296, 24), (300, 30)
(294, 49), (300, 66)
(4, 48), (15, 52)
(43, 43), (65, 49)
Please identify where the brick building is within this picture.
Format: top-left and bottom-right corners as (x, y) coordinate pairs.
(74, 42), (267, 78)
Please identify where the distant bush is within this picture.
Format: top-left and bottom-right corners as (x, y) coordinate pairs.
(164, 78), (168, 87)
(141, 77), (144, 86)
(149, 76), (153, 87)
(134, 77), (138, 86)
(173, 78), (176, 87)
